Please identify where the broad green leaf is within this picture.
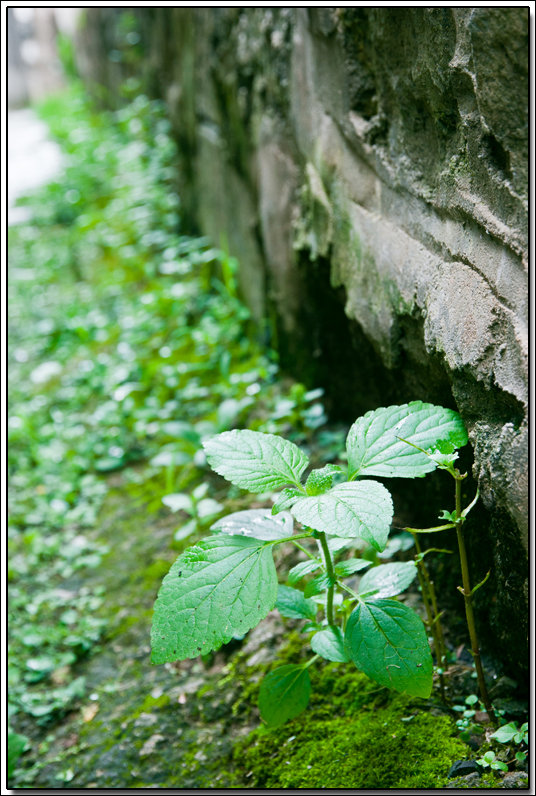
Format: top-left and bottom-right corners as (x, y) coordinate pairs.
(304, 572), (334, 598)
(272, 488), (302, 514)
(344, 599), (433, 697)
(276, 584), (317, 621)
(490, 722), (520, 744)
(311, 627), (348, 662)
(358, 562), (418, 599)
(346, 402), (468, 479)
(211, 508), (293, 541)
(290, 481), (393, 551)
(258, 665), (311, 727)
(288, 559), (321, 585)
(203, 429), (309, 492)
(334, 558), (371, 578)
(151, 535), (277, 663)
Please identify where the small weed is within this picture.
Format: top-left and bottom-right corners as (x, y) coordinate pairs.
(151, 402), (479, 727)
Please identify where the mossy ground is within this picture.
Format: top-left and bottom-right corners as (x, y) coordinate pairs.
(232, 662), (467, 789)
(10, 474), (238, 788)
(11, 473), (514, 789)
(8, 417), (518, 790)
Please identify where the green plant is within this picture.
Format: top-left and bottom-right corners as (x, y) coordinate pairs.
(409, 531), (450, 700)
(489, 721), (528, 765)
(492, 720), (528, 746)
(452, 693), (486, 740)
(151, 401), (469, 727)
(477, 750), (508, 773)
(402, 437), (494, 720)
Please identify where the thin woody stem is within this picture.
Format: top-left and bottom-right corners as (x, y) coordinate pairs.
(454, 473), (496, 723)
(413, 534), (448, 668)
(412, 533), (447, 702)
(427, 579), (447, 666)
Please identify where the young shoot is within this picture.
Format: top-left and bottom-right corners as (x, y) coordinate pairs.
(151, 401), (472, 727)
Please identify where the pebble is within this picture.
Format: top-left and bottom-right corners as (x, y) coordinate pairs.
(447, 759), (481, 778)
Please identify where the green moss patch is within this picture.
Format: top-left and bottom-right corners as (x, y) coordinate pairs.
(233, 663), (469, 789)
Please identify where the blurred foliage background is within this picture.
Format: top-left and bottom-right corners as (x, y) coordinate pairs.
(7, 40), (342, 785)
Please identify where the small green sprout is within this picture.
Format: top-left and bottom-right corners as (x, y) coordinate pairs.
(151, 402), (471, 727)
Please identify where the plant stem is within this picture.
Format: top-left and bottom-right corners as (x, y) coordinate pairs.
(453, 473), (496, 723)
(338, 581), (361, 601)
(317, 531), (336, 627)
(269, 531), (314, 547)
(292, 541), (318, 560)
(412, 533), (448, 702)
(413, 535), (448, 666)
(427, 580), (447, 664)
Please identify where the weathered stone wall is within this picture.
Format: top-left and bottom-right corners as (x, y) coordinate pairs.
(75, 8), (528, 676)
